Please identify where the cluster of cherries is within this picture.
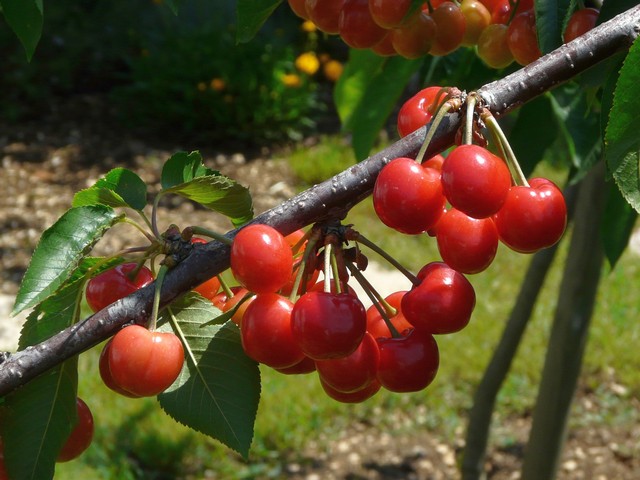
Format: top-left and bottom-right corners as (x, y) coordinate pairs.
(288, 0), (599, 68)
(378, 84), (567, 275)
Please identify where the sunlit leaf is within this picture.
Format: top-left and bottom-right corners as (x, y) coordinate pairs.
(161, 151), (219, 190)
(602, 180), (638, 268)
(157, 294), (260, 458)
(12, 206), (123, 315)
(73, 168), (148, 211)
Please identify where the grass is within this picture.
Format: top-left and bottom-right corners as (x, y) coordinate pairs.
(56, 136), (640, 478)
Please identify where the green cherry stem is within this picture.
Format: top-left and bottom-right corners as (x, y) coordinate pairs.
(415, 101), (453, 164)
(288, 231), (320, 302)
(188, 226), (234, 246)
(464, 93), (478, 146)
(330, 248), (343, 294)
(149, 264), (169, 331)
(346, 263), (401, 338)
(218, 274), (234, 298)
(353, 233), (420, 287)
(483, 111), (530, 187)
(151, 194), (163, 239)
(122, 217), (157, 244)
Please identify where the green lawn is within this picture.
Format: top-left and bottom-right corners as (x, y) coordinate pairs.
(56, 137), (640, 479)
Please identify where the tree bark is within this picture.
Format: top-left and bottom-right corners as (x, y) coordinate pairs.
(0, 6), (638, 397)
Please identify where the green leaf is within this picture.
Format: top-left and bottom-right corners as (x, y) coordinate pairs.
(12, 206), (122, 315)
(73, 168), (148, 211)
(602, 180), (638, 268)
(0, 259), (105, 480)
(335, 50), (421, 158)
(161, 151), (219, 190)
(605, 37), (640, 205)
(1, 359), (78, 480)
(505, 95), (559, 177)
(235, 0), (282, 44)
(0, 0), (43, 60)
(157, 295), (260, 458)
(535, 0), (572, 53)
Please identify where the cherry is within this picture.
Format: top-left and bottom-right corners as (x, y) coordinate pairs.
(436, 208), (499, 274)
(108, 325), (184, 397)
(428, 1), (466, 56)
(279, 229), (320, 296)
(339, 0), (387, 49)
(241, 293), (305, 369)
(493, 177), (567, 253)
(230, 224), (293, 294)
(320, 377), (381, 403)
(370, 32), (397, 56)
(221, 287), (254, 326)
(366, 291), (413, 339)
(376, 329), (439, 393)
(506, 10), (542, 66)
(373, 157), (446, 235)
(315, 332), (380, 393)
(85, 262), (154, 313)
(401, 262), (476, 334)
(99, 339), (140, 398)
(476, 23), (514, 69)
(397, 86), (443, 138)
(460, 0), (491, 46)
(564, 8), (599, 43)
(422, 154), (445, 171)
(291, 291), (367, 360)
(305, 0), (345, 34)
(191, 237), (221, 300)
(441, 144), (512, 219)
(368, 0), (412, 29)
(288, 0), (309, 19)
(390, 12), (437, 59)
(57, 398), (94, 462)
(275, 355), (317, 375)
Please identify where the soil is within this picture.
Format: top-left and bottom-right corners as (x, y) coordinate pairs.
(1, 95), (639, 479)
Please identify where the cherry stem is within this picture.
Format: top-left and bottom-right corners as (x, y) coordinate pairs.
(218, 274), (233, 298)
(353, 233), (420, 287)
(122, 217), (156, 244)
(166, 307), (194, 365)
(323, 242), (333, 293)
(346, 263), (401, 338)
(188, 226), (233, 246)
(330, 248), (343, 294)
(149, 264), (168, 331)
(288, 231), (320, 302)
(464, 93), (478, 146)
(484, 112), (530, 187)
(415, 101), (453, 164)
(151, 194), (162, 239)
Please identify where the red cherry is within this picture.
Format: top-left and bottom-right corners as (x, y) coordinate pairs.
(493, 178), (567, 253)
(460, 0), (491, 46)
(191, 238), (221, 300)
(99, 339), (140, 398)
(366, 291), (413, 339)
(291, 291), (367, 360)
(241, 294), (305, 369)
(305, 0), (345, 34)
(564, 8), (599, 43)
(221, 287), (254, 326)
(339, 0), (387, 49)
(441, 144), (512, 219)
(370, 32), (397, 56)
(85, 263), (154, 313)
(320, 377), (381, 403)
(368, 0), (412, 29)
(274, 355), (317, 375)
(376, 329), (439, 393)
(401, 262), (476, 334)
(315, 332), (380, 393)
(373, 157), (446, 235)
(57, 398), (94, 462)
(108, 325), (184, 397)
(288, 0), (309, 19)
(390, 12), (437, 59)
(506, 10), (542, 66)
(436, 208), (499, 274)
(397, 86), (443, 138)
(476, 23), (514, 69)
(428, 1), (466, 56)
(230, 224), (293, 294)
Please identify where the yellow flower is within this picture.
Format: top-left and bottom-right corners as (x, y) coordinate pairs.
(281, 73), (302, 88)
(301, 20), (317, 33)
(197, 82), (207, 92)
(323, 60), (344, 82)
(295, 52), (320, 76)
(210, 78), (226, 91)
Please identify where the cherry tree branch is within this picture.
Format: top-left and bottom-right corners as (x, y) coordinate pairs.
(0, 5), (638, 397)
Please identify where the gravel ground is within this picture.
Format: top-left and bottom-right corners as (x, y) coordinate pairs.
(1, 94), (639, 479)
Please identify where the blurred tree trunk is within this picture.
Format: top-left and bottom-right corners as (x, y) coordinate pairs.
(521, 162), (606, 479)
